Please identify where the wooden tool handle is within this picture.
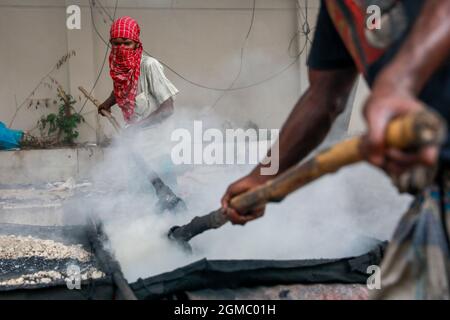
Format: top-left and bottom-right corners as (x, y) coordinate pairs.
(78, 86), (122, 133)
(230, 110), (446, 213)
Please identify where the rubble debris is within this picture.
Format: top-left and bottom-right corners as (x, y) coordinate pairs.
(0, 235), (91, 261)
(0, 268), (105, 287)
(0, 235), (105, 288)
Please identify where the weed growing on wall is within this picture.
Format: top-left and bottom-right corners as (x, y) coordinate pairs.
(39, 85), (84, 145)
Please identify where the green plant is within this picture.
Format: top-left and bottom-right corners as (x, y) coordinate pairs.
(39, 87), (84, 145)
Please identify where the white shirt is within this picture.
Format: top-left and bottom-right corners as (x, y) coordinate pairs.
(129, 54), (179, 124)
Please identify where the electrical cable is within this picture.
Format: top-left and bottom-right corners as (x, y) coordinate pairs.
(89, 1), (309, 92)
(207, 0), (257, 113)
(12, 0), (313, 128)
(77, 0), (118, 115)
(86, 0), (314, 105)
(297, 0), (313, 44)
(95, 0), (114, 22)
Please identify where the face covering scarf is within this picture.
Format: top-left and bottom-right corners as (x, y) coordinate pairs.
(109, 16), (143, 122)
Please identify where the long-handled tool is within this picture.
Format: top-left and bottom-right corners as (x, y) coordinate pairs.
(79, 86), (187, 213)
(168, 110), (446, 247)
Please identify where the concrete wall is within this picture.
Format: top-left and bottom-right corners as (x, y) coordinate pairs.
(0, 1), (70, 135)
(0, 147), (104, 184)
(0, 0), (368, 145)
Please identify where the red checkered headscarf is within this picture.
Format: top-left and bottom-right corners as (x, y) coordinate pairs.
(109, 16), (143, 122)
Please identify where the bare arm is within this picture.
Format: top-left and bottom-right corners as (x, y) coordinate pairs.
(364, 0), (450, 172)
(98, 91), (116, 115)
(222, 67), (358, 224)
(148, 98), (174, 122)
(134, 98), (174, 128)
(375, 0), (450, 95)
(251, 68), (358, 178)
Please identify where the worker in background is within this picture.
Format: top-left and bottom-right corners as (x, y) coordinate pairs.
(99, 16), (178, 128)
(98, 16), (180, 190)
(221, 0), (450, 299)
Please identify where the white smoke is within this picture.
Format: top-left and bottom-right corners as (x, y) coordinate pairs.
(87, 108), (413, 282)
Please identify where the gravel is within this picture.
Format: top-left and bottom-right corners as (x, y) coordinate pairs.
(0, 235), (105, 288)
(0, 235), (91, 261)
(0, 268), (105, 287)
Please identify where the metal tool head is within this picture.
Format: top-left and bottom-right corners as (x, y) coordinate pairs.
(157, 195), (187, 214)
(167, 226), (192, 254)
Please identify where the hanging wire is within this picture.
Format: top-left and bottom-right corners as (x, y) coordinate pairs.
(77, 0), (118, 115)
(89, 0), (312, 93)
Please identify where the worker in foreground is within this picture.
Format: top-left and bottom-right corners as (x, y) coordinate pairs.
(221, 0), (450, 299)
(98, 16), (180, 190)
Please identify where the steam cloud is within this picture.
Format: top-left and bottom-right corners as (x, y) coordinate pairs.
(87, 108), (412, 282)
